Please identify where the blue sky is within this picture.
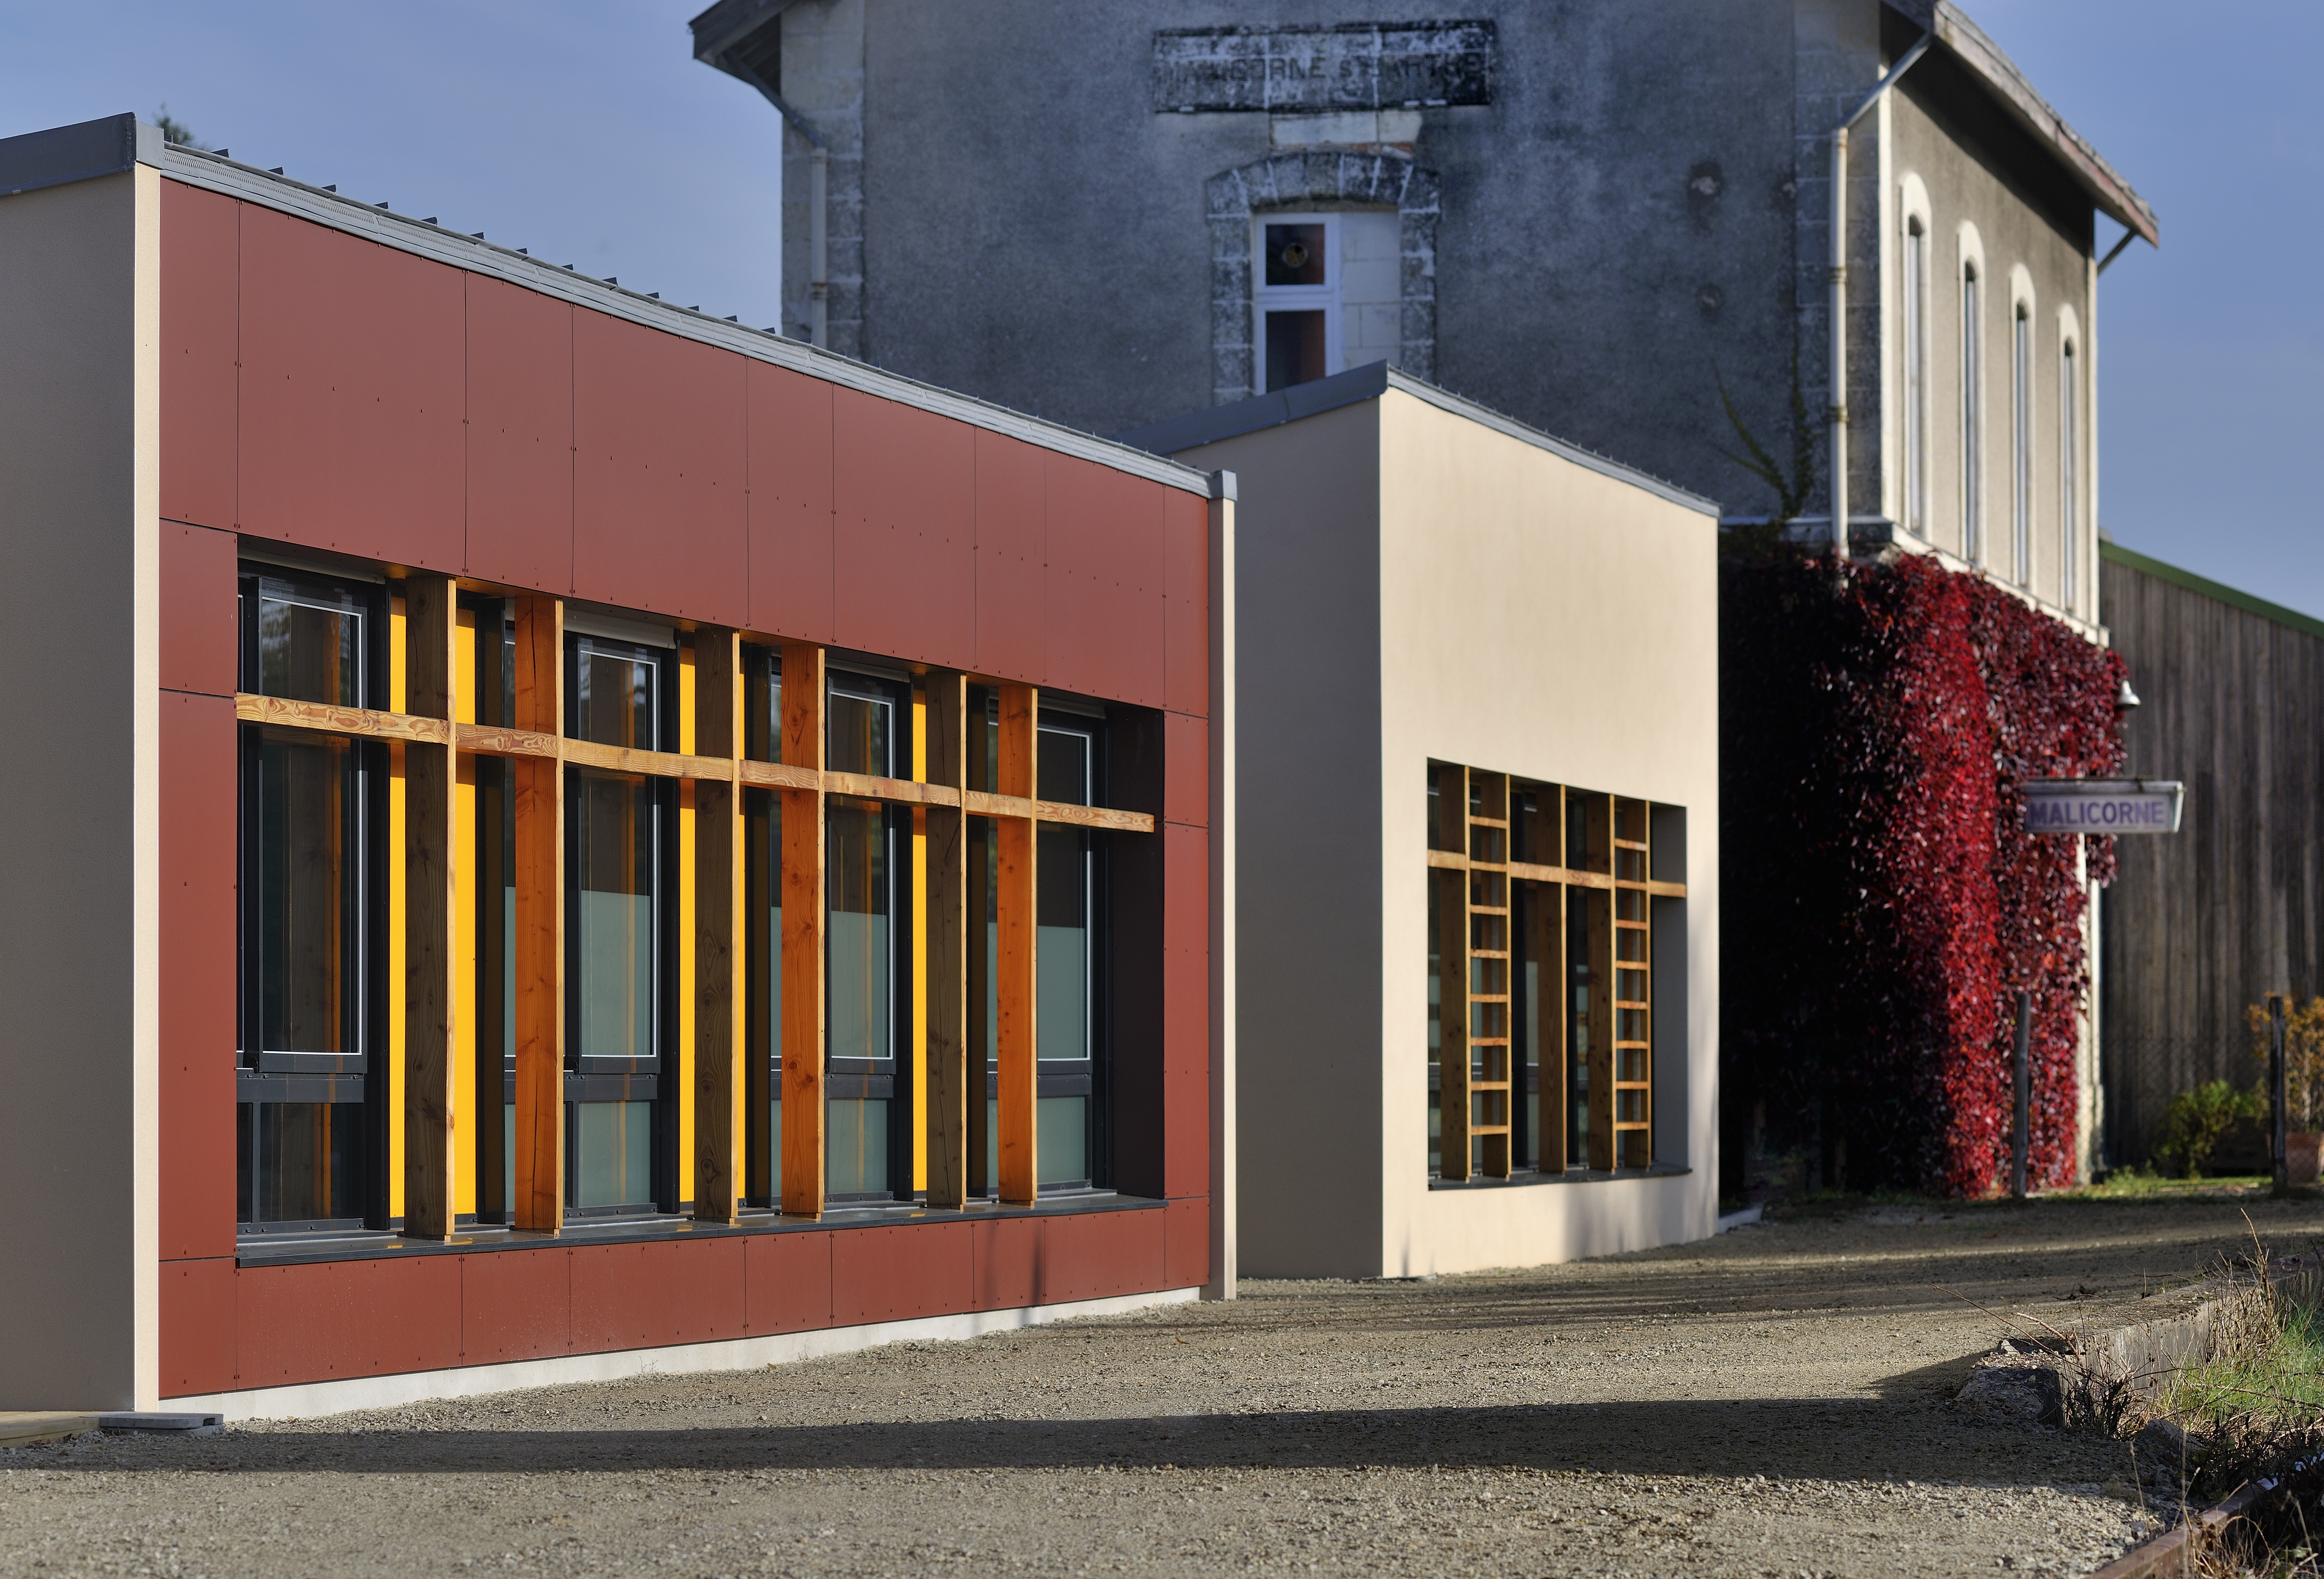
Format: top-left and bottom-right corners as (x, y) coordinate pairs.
(4, 3), (2313, 617)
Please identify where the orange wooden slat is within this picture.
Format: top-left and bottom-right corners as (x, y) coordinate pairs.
(779, 641), (827, 1217)
(510, 594), (564, 1234)
(994, 682), (1039, 1207)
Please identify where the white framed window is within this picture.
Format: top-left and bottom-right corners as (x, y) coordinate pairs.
(2012, 294), (2033, 588)
(1252, 210), (1399, 393)
(2060, 335), (2080, 612)
(1902, 214), (1930, 539)
(1960, 258), (1983, 564)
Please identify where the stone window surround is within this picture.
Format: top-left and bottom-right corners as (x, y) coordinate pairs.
(1206, 151), (1440, 406)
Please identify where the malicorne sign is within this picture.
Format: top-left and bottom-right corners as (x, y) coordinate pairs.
(2021, 779), (2184, 835)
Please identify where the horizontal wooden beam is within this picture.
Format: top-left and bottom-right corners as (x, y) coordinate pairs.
(242, 693), (1156, 833)
(237, 692), (450, 743)
(1423, 846), (1686, 898)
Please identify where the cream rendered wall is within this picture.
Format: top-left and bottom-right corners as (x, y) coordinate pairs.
(1376, 390), (1720, 1275)
(1176, 402), (1387, 1278)
(0, 168), (162, 1408)
(1182, 388), (1719, 1279)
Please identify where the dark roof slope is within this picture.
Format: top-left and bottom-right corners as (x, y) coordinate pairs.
(1888, 0), (2157, 244)
(1114, 362), (1719, 517)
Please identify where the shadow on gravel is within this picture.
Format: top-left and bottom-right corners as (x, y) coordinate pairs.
(50, 1399), (2091, 1484)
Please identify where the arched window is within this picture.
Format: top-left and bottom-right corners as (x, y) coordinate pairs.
(2012, 300), (2032, 587)
(2059, 337), (2080, 611)
(1960, 261), (1983, 563)
(1902, 216), (1929, 539)
(1251, 210), (1399, 392)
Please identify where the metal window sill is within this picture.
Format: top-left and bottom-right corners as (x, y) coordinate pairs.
(233, 1190), (1163, 1268)
(1427, 1163), (1691, 1191)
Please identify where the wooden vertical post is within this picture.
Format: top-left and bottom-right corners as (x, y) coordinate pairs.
(924, 671), (971, 1209)
(693, 630), (746, 1223)
(402, 573), (459, 1241)
(779, 641), (827, 1217)
(1437, 768), (1471, 1181)
(511, 595), (565, 1233)
(995, 682), (1039, 1206)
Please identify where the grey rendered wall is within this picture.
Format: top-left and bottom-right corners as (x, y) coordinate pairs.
(1174, 401), (1386, 1278)
(837, 0), (1802, 507)
(1886, 32), (2095, 612)
(0, 169), (160, 1409)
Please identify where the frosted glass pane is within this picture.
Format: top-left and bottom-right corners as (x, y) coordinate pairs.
(827, 909), (889, 1061)
(828, 1098), (889, 1195)
(578, 891), (654, 1060)
(1037, 924), (1086, 1060)
(571, 1100), (652, 1207)
(1039, 1096), (1087, 1184)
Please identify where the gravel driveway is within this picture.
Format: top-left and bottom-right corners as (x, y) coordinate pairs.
(5, 1192), (2315, 1577)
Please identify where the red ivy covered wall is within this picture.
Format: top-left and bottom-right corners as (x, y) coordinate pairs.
(1721, 551), (2124, 1195)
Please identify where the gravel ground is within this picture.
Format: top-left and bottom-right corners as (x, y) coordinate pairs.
(5, 1192), (2319, 1578)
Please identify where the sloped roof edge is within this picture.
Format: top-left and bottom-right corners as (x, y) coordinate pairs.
(1890, 0), (2158, 245)
(1114, 362), (1721, 518)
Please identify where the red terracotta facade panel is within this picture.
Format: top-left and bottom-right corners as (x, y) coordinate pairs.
(745, 362), (835, 644)
(159, 180), (238, 532)
(830, 1221), (974, 1327)
(744, 1232), (834, 1335)
(465, 275), (573, 594)
(571, 1238), (746, 1355)
(571, 309), (749, 625)
(1163, 712), (1208, 831)
(1163, 824), (1211, 1200)
(236, 1257), (463, 1386)
(160, 522), (238, 698)
(158, 1258), (237, 1398)
(1164, 1196), (1209, 1291)
(1038, 1210), (1165, 1306)
(831, 389), (976, 668)
(461, 1247), (572, 1365)
(235, 206), (463, 571)
(1043, 455), (1167, 707)
(972, 430), (1045, 683)
(160, 692), (237, 1262)
(971, 1216), (1041, 1312)
(1162, 491), (1209, 719)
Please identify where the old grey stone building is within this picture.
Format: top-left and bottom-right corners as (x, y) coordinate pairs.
(689, 0), (2153, 633)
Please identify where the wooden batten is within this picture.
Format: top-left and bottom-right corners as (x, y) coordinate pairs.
(1437, 768), (1472, 1180)
(693, 629), (746, 1224)
(994, 682), (1039, 1206)
(511, 594), (565, 1233)
(779, 641), (828, 1217)
(1586, 879), (1615, 1173)
(402, 573), (459, 1242)
(923, 671), (971, 1210)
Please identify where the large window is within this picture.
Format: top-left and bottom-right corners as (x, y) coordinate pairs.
(564, 629), (673, 1213)
(1251, 210), (1398, 392)
(2012, 300), (2033, 587)
(237, 565), (380, 1229)
(1902, 217), (1929, 540)
(2060, 337), (2080, 613)
(237, 581), (1149, 1234)
(1427, 762), (1680, 1181)
(1961, 262), (1984, 564)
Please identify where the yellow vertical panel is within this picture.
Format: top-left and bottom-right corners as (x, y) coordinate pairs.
(452, 606), (478, 1217)
(387, 594), (408, 1223)
(677, 643), (697, 1207)
(912, 688), (927, 1193)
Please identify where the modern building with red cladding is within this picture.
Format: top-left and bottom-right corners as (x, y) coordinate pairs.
(0, 116), (1234, 1418)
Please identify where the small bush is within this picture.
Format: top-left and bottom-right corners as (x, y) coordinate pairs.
(2156, 1081), (2268, 1178)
